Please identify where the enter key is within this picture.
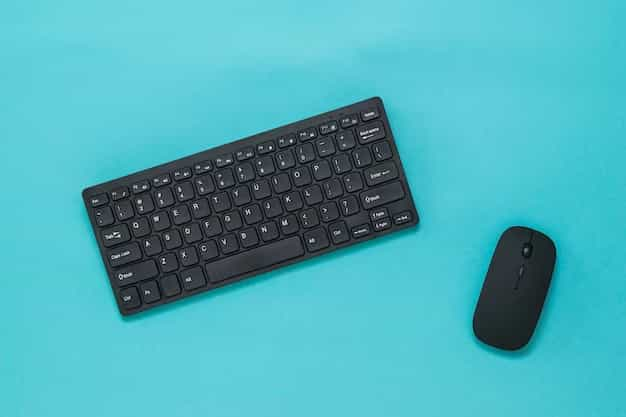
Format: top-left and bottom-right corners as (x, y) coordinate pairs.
(363, 161), (398, 186)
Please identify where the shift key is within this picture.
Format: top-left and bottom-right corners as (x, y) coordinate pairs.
(360, 181), (405, 209)
(113, 260), (158, 287)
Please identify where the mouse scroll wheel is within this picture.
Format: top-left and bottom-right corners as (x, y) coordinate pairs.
(522, 243), (533, 258)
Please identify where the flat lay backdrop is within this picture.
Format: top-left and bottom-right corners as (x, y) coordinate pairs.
(1, 1), (625, 416)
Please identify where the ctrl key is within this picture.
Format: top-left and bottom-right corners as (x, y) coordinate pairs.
(119, 287), (141, 310)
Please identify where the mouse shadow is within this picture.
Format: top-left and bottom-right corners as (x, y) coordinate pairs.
(471, 260), (560, 359)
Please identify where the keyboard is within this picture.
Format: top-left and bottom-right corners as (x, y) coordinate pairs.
(83, 97), (419, 315)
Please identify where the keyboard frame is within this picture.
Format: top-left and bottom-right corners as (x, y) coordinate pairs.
(83, 97), (419, 315)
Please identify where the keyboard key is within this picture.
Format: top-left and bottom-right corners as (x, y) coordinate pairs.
(223, 211), (243, 231)
(311, 160), (332, 181)
(360, 107), (380, 121)
(114, 260), (158, 287)
(282, 191), (303, 212)
(158, 253), (178, 273)
(319, 121), (338, 135)
(152, 174), (172, 188)
(303, 228), (329, 252)
(336, 130), (356, 151)
(236, 147), (255, 161)
(150, 212), (170, 232)
(339, 114), (358, 128)
(130, 218), (151, 238)
(373, 218), (392, 232)
(215, 168), (235, 189)
(315, 137), (336, 157)
(319, 202), (340, 222)
(140, 281), (161, 304)
(298, 127), (317, 142)
(89, 193), (108, 207)
(257, 141), (275, 154)
(193, 160), (212, 174)
(101, 224), (131, 247)
(296, 143), (316, 163)
(205, 237), (304, 283)
(94, 206), (114, 227)
(239, 228), (259, 248)
(299, 208), (319, 228)
(173, 167), (192, 181)
(356, 121), (386, 144)
(215, 154), (234, 168)
(155, 188), (175, 208)
(236, 163), (255, 183)
(339, 196), (359, 216)
(291, 166), (312, 187)
(119, 287), (141, 310)
(163, 230), (183, 250)
(332, 154), (352, 174)
(194, 175), (215, 195)
(323, 179), (343, 199)
(171, 205), (191, 225)
(143, 236), (162, 256)
(352, 224), (371, 239)
(134, 194), (155, 215)
(178, 246), (199, 267)
(180, 267), (206, 291)
(329, 221), (349, 244)
(198, 241), (219, 261)
(182, 223), (203, 243)
(393, 211), (413, 225)
(363, 161), (398, 186)
(190, 198), (211, 219)
(360, 181), (405, 210)
(111, 187), (129, 201)
(370, 208), (389, 222)
(175, 182), (195, 202)
(343, 172), (363, 193)
(303, 185), (323, 205)
(251, 180), (271, 200)
(131, 180), (150, 194)
(279, 214), (299, 235)
(255, 156), (275, 176)
(243, 204), (263, 224)
(372, 141), (393, 161)
(259, 221), (279, 242)
(276, 149), (296, 170)
(263, 198), (283, 218)
(108, 242), (142, 268)
(160, 275), (181, 297)
(210, 192), (231, 213)
(232, 186), (251, 206)
(202, 217), (222, 237)
(277, 135), (297, 148)
(114, 200), (134, 221)
(271, 173), (291, 194)
(353, 148), (372, 168)
(217, 234), (239, 254)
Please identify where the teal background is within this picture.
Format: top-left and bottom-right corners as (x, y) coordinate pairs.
(1, 1), (625, 416)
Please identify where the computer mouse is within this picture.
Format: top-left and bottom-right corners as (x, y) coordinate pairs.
(473, 226), (556, 351)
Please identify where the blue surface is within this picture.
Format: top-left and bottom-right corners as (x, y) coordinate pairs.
(2, 1), (625, 416)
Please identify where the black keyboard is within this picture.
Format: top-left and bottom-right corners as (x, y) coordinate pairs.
(83, 97), (419, 315)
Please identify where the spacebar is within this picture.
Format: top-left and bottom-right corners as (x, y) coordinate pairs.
(205, 236), (305, 283)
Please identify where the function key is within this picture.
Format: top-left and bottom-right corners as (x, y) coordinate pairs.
(173, 167), (192, 181)
(131, 180), (150, 194)
(340, 114), (358, 128)
(360, 107), (380, 121)
(277, 135), (297, 148)
(215, 154), (234, 168)
(319, 121), (338, 135)
(393, 211), (413, 225)
(193, 160), (212, 174)
(257, 141), (276, 155)
(111, 187), (129, 201)
(298, 127), (317, 142)
(89, 193), (108, 207)
(236, 147), (255, 161)
(152, 174), (171, 188)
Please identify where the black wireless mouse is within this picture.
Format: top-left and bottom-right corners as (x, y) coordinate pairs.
(473, 226), (556, 351)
